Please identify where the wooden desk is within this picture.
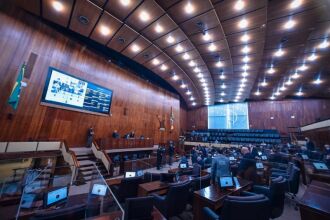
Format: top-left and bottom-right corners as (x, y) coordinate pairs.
(193, 178), (253, 220)
(299, 181), (330, 220)
(304, 162), (330, 184)
(138, 175), (194, 196)
(88, 207), (166, 220)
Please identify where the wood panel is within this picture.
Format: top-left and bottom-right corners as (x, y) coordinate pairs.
(0, 3), (184, 147)
(187, 106), (208, 130)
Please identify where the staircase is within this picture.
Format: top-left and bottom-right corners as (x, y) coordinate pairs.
(71, 148), (111, 185)
(287, 127), (304, 144)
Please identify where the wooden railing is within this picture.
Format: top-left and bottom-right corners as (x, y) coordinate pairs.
(92, 141), (112, 173)
(60, 141), (80, 183)
(98, 138), (154, 150)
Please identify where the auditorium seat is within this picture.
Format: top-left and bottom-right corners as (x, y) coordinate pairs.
(111, 176), (143, 203)
(124, 196), (154, 220)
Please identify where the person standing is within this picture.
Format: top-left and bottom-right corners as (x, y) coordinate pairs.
(305, 137), (315, 151)
(157, 145), (163, 170)
(112, 130), (120, 139)
(168, 142), (175, 165)
(87, 126), (94, 148)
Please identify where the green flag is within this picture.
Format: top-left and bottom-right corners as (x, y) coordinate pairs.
(8, 63), (26, 110)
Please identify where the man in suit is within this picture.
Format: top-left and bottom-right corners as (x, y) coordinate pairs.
(211, 154), (230, 184)
(305, 137), (315, 151)
(168, 142), (175, 165)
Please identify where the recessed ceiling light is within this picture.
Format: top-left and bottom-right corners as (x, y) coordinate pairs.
(166, 35), (175, 44)
(284, 19), (296, 29)
(120, 0), (131, 6)
(241, 45), (251, 53)
(241, 78), (247, 83)
(296, 90), (304, 96)
(241, 33), (250, 42)
(189, 96), (195, 101)
(203, 32), (211, 41)
(221, 83), (226, 89)
(180, 83), (187, 88)
(313, 78), (322, 84)
(234, 99), (239, 102)
(307, 53), (318, 61)
(193, 67), (200, 73)
(192, 102), (196, 106)
(220, 98), (224, 102)
(274, 91), (281, 96)
(267, 66), (275, 74)
(208, 43), (217, 51)
(292, 72), (300, 79)
(184, 2), (195, 14)
(139, 11), (150, 22)
(237, 91), (242, 96)
(200, 78), (206, 83)
(240, 83), (246, 88)
(183, 53), (190, 60)
(280, 85), (286, 91)
(318, 40), (329, 49)
(175, 44), (183, 52)
(202, 82), (207, 87)
(242, 64), (249, 71)
(186, 90), (192, 95)
(131, 44), (140, 52)
(242, 56), (250, 62)
(152, 58), (160, 65)
(242, 71), (249, 77)
(216, 60), (223, 67)
(220, 74), (226, 80)
(298, 64), (308, 71)
(270, 95), (276, 100)
(52, 1), (64, 12)
(160, 64), (167, 71)
(99, 25), (111, 36)
(239, 87), (244, 92)
(260, 80), (268, 87)
(234, 0), (245, 11)
(255, 90), (261, 96)
(197, 73), (203, 78)
(238, 19), (248, 29)
(172, 75), (179, 81)
(188, 60), (196, 67)
(203, 87), (209, 91)
(285, 78), (293, 85)
(155, 24), (164, 33)
(221, 92), (226, 96)
(290, 0), (303, 9)
(274, 48), (284, 57)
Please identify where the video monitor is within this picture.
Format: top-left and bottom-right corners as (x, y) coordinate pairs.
(91, 184), (107, 196)
(313, 162), (329, 171)
(301, 154), (309, 160)
(229, 156), (235, 161)
(256, 162), (264, 169)
(21, 194), (37, 209)
(179, 163), (187, 169)
(219, 176), (234, 188)
(136, 170), (144, 177)
(125, 172), (136, 178)
(44, 186), (68, 208)
(261, 155), (267, 160)
(258, 151), (262, 156)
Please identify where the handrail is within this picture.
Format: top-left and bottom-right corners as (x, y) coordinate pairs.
(92, 141), (112, 173)
(61, 141), (80, 168)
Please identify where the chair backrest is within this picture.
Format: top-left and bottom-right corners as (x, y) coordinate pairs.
(160, 173), (177, 183)
(31, 204), (86, 220)
(118, 176), (143, 200)
(165, 180), (191, 217)
(192, 174), (211, 191)
(222, 194), (270, 220)
(124, 196), (154, 220)
(192, 163), (201, 176)
(143, 172), (160, 183)
(269, 176), (287, 218)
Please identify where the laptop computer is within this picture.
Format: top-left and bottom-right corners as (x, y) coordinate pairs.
(229, 156), (236, 161)
(219, 176), (234, 189)
(261, 155), (267, 160)
(312, 162), (329, 171)
(179, 163), (187, 169)
(91, 183), (107, 196)
(256, 162), (264, 169)
(125, 172), (136, 178)
(301, 154), (309, 160)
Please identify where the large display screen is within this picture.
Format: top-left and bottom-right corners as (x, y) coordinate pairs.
(41, 67), (113, 116)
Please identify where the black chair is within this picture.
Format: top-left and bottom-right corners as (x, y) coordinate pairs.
(270, 162), (294, 177)
(192, 163), (202, 177)
(153, 180), (191, 218)
(252, 176), (287, 218)
(111, 176), (143, 203)
(202, 192), (271, 220)
(30, 204), (86, 220)
(143, 172), (161, 183)
(124, 196), (154, 220)
(160, 173), (177, 183)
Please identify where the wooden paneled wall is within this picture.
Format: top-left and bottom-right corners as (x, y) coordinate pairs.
(186, 100), (330, 136)
(0, 4), (183, 147)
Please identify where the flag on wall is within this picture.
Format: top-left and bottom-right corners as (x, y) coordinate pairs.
(8, 63), (26, 110)
(170, 106), (174, 131)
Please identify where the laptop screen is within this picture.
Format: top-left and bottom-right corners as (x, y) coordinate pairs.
(136, 170), (144, 177)
(91, 184), (107, 196)
(261, 155), (267, 160)
(301, 154), (309, 160)
(45, 186), (68, 207)
(179, 163), (187, 169)
(256, 162), (264, 169)
(313, 162), (329, 170)
(219, 176), (234, 188)
(125, 172), (136, 178)
(258, 151), (262, 156)
(229, 156), (235, 161)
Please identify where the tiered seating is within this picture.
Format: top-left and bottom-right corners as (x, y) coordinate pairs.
(188, 129), (281, 145)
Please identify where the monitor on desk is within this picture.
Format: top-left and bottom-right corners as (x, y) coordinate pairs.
(125, 172), (136, 178)
(219, 176), (234, 188)
(256, 162), (264, 169)
(261, 155), (267, 160)
(301, 154), (309, 160)
(179, 163), (187, 169)
(91, 183), (107, 196)
(313, 162), (329, 171)
(44, 186), (68, 208)
(229, 156), (235, 161)
(258, 151), (262, 156)
(136, 170), (144, 177)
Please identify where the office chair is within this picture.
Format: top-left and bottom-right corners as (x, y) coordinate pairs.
(192, 163), (202, 177)
(124, 196), (154, 220)
(111, 176), (143, 203)
(30, 204), (86, 220)
(202, 192), (271, 220)
(143, 172), (161, 183)
(252, 176), (287, 218)
(153, 180), (191, 218)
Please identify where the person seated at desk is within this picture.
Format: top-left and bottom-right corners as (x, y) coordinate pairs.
(305, 137), (315, 151)
(211, 154), (230, 184)
(178, 155), (189, 168)
(196, 156), (204, 169)
(112, 130), (120, 139)
(238, 147), (257, 182)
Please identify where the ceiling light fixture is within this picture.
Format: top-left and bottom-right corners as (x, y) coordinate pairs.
(267, 65), (275, 74)
(290, 0), (303, 9)
(243, 56), (250, 62)
(99, 25), (111, 36)
(216, 60), (223, 67)
(166, 35), (175, 44)
(234, 0), (245, 11)
(221, 83), (226, 89)
(203, 32), (211, 41)
(120, 0), (131, 6)
(280, 85), (286, 91)
(183, 53), (190, 60)
(238, 19), (248, 29)
(313, 77), (322, 84)
(193, 67), (200, 73)
(172, 75), (179, 81)
(298, 64), (308, 71)
(139, 11), (150, 22)
(221, 92), (226, 96)
(241, 33), (250, 42)
(307, 53), (318, 61)
(261, 79), (268, 87)
(274, 48), (284, 57)
(175, 44), (183, 52)
(242, 64), (249, 71)
(242, 45), (251, 53)
(160, 64), (167, 71)
(197, 73), (203, 78)
(318, 39), (329, 49)
(186, 90), (191, 95)
(185, 2), (195, 14)
(292, 71), (300, 79)
(152, 58), (160, 65)
(242, 71), (249, 77)
(155, 24), (164, 33)
(52, 1), (64, 12)
(284, 19), (296, 29)
(180, 83), (187, 88)
(255, 89), (261, 96)
(192, 102), (196, 106)
(188, 60), (196, 67)
(131, 44), (140, 52)
(208, 43), (217, 51)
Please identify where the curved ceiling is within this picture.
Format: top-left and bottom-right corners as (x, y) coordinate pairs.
(17, 0), (330, 108)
